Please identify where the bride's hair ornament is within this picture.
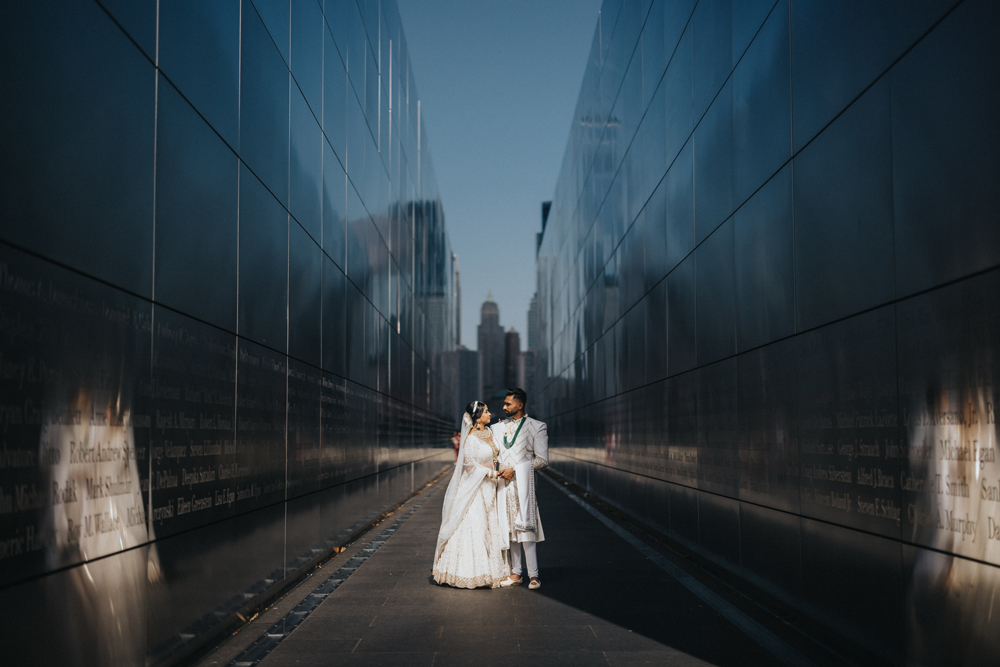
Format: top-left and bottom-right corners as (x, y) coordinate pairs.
(464, 400), (485, 424)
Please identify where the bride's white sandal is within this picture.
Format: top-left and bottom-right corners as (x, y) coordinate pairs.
(500, 575), (522, 587)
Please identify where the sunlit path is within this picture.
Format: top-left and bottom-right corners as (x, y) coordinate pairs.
(198, 471), (842, 667)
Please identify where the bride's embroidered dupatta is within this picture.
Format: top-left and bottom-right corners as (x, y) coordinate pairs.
(435, 415), (499, 562)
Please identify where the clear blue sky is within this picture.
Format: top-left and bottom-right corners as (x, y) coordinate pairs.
(396, 0), (603, 349)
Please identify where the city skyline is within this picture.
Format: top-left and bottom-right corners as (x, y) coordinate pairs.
(396, 0), (603, 348)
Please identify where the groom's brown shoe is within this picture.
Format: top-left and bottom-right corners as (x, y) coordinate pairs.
(528, 577), (541, 590)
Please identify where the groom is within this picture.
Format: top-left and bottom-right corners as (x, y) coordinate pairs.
(497, 387), (548, 590)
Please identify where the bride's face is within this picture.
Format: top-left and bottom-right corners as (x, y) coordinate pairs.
(479, 406), (491, 426)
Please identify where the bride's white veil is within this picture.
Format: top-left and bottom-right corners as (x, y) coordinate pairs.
(434, 406), (480, 562)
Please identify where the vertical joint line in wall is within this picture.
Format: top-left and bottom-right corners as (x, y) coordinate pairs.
(378, 8), (382, 154)
(237, 165), (241, 341)
(389, 38), (392, 166)
(154, 0), (160, 66)
(889, 47), (902, 578)
(238, 0), (242, 153)
(597, 10), (603, 68)
(787, 0), (794, 163)
(283, 1), (291, 507)
(233, 0), (242, 352)
(790, 164), (797, 331)
(319, 181), (324, 372)
(693, 249), (698, 365)
(236, 0), (243, 338)
(892, 298), (904, 580)
(887, 85), (897, 297)
(319, 3), (325, 258)
(417, 100), (421, 196)
(232, 0), (242, 525)
(285, 215), (290, 505)
(786, 0), (798, 344)
(288, 70), (291, 227)
(149, 62), (159, 537)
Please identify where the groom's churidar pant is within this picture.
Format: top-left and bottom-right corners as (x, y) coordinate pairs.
(509, 539), (538, 578)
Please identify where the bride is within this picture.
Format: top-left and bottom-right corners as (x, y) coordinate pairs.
(433, 401), (510, 588)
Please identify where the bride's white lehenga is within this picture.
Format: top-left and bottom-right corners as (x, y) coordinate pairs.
(433, 427), (510, 588)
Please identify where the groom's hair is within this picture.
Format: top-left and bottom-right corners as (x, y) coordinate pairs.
(506, 387), (527, 406)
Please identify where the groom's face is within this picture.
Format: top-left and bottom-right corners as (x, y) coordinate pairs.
(503, 396), (523, 417)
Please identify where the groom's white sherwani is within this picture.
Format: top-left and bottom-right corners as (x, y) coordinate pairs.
(497, 416), (548, 544)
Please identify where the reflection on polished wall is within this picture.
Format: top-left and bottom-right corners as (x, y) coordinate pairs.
(0, 1), (456, 664)
(536, 0), (1000, 663)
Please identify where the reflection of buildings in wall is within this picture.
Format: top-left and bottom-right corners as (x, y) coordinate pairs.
(520, 349), (535, 412)
(527, 292), (540, 352)
(453, 253), (461, 347)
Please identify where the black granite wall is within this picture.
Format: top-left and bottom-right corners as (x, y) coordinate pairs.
(535, 0), (1000, 663)
(0, 1), (455, 664)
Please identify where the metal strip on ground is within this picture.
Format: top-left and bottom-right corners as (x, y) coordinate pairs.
(227, 483), (444, 667)
(540, 473), (817, 667)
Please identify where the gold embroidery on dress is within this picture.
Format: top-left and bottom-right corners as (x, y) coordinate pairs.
(432, 433), (510, 589)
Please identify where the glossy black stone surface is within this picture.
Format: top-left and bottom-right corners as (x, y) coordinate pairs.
(0, 1), (155, 296)
(539, 0), (1000, 662)
(695, 218), (735, 366)
(0, 1), (456, 664)
(792, 79), (894, 331)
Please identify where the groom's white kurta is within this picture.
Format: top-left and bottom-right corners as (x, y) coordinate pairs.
(496, 416), (548, 543)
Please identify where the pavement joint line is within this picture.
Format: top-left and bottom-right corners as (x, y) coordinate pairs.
(540, 472), (818, 667)
(224, 481), (445, 667)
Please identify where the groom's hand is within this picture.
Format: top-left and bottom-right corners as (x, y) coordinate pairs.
(499, 467), (514, 480)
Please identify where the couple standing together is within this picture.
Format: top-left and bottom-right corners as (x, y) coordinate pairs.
(433, 388), (548, 590)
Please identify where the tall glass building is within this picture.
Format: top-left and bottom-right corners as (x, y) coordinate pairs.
(0, 1), (456, 664)
(536, 0), (1000, 663)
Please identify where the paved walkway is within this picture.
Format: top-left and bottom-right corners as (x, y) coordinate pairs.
(200, 471), (841, 667)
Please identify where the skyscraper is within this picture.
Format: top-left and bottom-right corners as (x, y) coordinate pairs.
(504, 328), (521, 390)
(454, 345), (481, 426)
(453, 253), (461, 347)
(477, 291), (505, 414)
